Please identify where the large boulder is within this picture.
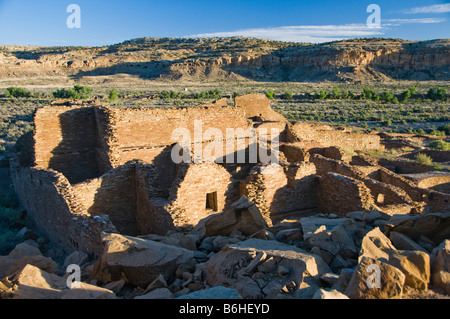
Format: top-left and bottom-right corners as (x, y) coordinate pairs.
(431, 240), (450, 294)
(345, 257), (406, 299)
(201, 238), (330, 298)
(192, 196), (268, 238)
(0, 243), (44, 279)
(8, 264), (68, 299)
(98, 233), (194, 288)
(358, 227), (396, 262)
(61, 282), (117, 299)
(388, 250), (430, 290)
(385, 212), (450, 244)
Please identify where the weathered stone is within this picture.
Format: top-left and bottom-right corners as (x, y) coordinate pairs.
(0, 243), (43, 279)
(388, 250), (430, 290)
(143, 274), (167, 294)
(389, 231), (428, 253)
(300, 217), (347, 241)
(257, 257), (277, 273)
(161, 232), (197, 251)
(313, 288), (349, 299)
(331, 225), (358, 259)
(386, 212), (450, 244)
(249, 230), (276, 240)
(9, 264), (68, 299)
(63, 251), (90, 269)
(102, 279), (125, 295)
(320, 273), (340, 287)
(176, 286), (242, 299)
(99, 233), (194, 288)
(359, 227), (396, 262)
(192, 196), (268, 238)
(345, 257), (405, 299)
(202, 238), (330, 290)
(7, 255), (58, 277)
(275, 228), (303, 243)
(262, 280), (284, 297)
(337, 268), (354, 293)
(431, 240), (450, 294)
(61, 282), (117, 299)
(234, 276), (261, 299)
(294, 282), (320, 299)
(134, 288), (173, 299)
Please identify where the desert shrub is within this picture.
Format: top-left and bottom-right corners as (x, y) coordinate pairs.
(109, 89), (119, 102)
(6, 87), (31, 98)
(408, 86), (417, 95)
(316, 90), (327, 100)
(382, 119), (392, 126)
(284, 91), (294, 100)
(429, 140), (450, 151)
(332, 88), (341, 99)
(438, 123), (450, 135)
(427, 87), (447, 101)
(53, 85), (93, 99)
(74, 85), (93, 98)
(193, 89), (221, 100)
(266, 91), (275, 99)
(415, 128), (426, 135)
(415, 153), (433, 166)
(401, 90), (411, 102)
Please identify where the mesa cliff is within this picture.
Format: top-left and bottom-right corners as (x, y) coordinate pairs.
(1, 37), (449, 84)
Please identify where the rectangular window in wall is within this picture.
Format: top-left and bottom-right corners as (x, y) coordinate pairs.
(206, 191), (218, 212)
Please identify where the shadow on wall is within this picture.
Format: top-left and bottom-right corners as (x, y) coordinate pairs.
(48, 108), (104, 184)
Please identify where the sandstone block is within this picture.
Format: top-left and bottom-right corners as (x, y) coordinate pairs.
(99, 233), (194, 288)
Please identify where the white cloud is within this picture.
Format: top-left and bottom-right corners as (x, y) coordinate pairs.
(189, 24), (384, 43)
(404, 3), (450, 14)
(383, 17), (446, 26)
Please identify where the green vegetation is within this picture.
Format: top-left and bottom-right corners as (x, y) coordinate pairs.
(53, 85), (94, 100)
(265, 91), (275, 99)
(109, 89), (119, 102)
(429, 140), (450, 151)
(6, 87), (32, 99)
(427, 87), (447, 101)
(284, 91), (293, 100)
(415, 153), (433, 166)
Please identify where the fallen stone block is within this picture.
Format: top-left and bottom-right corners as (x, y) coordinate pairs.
(345, 257), (406, 299)
(192, 196), (268, 238)
(201, 238), (330, 294)
(61, 282), (117, 299)
(98, 233), (194, 288)
(9, 264), (68, 299)
(431, 240), (450, 294)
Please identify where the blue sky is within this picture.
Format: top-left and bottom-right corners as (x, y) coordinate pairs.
(0, 0), (449, 46)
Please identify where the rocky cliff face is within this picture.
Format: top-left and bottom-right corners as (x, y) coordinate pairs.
(0, 37), (449, 83)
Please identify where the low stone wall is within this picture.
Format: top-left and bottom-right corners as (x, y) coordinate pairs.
(318, 173), (376, 216)
(10, 164), (116, 257)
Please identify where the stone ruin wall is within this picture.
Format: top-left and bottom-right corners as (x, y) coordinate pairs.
(288, 122), (382, 152)
(9, 93), (450, 256)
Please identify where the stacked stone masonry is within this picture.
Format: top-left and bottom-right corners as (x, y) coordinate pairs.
(9, 94), (450, 255)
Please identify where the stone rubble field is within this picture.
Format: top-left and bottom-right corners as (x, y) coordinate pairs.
(1, 196), (449, 299)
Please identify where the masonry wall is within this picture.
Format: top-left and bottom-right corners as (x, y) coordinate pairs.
(241, 162), (319, 224)
(288, 122), (382, 151)
(234, 93), (288, 123)
(168, 163), (237, 227)
(10, 165), (116, 257)
(318, 172), (377, 216)
(112, 106), (253, 165)
(34, 107), (106, 184)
